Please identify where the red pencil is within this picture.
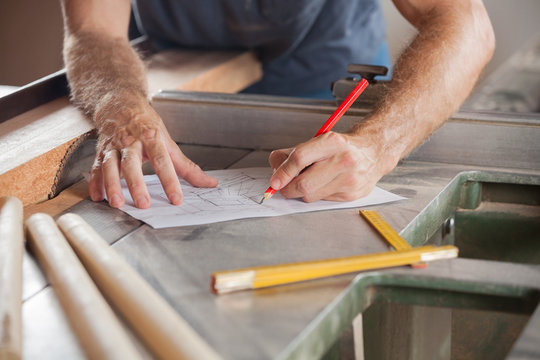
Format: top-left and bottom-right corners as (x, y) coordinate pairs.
(260, 78), (370, 203)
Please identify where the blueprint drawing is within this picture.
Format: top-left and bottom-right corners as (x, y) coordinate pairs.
(119, 167), (405, 228)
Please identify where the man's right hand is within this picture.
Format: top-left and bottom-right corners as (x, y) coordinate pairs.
(61, 1), (218, 209)
(89, 94), (218, 209)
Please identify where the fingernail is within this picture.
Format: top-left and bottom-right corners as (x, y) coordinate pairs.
(169, 192), (182, 205)
(135, 196), (149, 209)
(270, 179), (281, 190)
(110, 194), (122, 208)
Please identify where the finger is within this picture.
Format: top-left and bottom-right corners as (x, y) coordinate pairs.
(322, 177), (375, 201)
(121, 142), (151, 209)
(279, 161), (340, 201)
(308, 173), (375, 202)
(269, 132), (347, 191)
(101, 149), (124, 208)
(268, 148), (292, 170)
(88, 155), (105, 202)
(169, 142), (218, 188)
(141, 129), (183, 205)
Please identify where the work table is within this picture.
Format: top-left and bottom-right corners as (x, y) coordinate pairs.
(19, 91), (540, 358)
(2, 42), (539, 359)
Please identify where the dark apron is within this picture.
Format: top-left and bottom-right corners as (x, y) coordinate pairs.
(133, 0), (386, 95)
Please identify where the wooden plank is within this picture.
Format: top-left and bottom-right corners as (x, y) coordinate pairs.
(24, 180), (89, 220)
(176, 51), (262, 94)
(147, 50), (261, 95)
(0, 98), (92, 176)
(0, 137), (82, 205)
(0, 50), (261, 206)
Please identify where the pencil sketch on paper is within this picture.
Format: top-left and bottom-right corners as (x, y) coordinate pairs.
(157, 173), (264, 214)
(120, 167), (405, 229)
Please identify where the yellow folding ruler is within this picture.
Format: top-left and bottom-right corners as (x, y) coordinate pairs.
(359, 210), (427, 268)
(211, 211), (458, 294)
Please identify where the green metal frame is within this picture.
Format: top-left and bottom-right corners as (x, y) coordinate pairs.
(278, 171), (540, 359)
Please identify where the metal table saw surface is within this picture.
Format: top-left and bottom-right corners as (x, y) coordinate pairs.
(20, 92), (540, 360)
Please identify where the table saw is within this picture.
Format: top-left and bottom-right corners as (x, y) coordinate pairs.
(1, 43), (540, 359)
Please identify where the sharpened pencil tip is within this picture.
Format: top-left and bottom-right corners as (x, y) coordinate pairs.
(259, 192), (274, 204)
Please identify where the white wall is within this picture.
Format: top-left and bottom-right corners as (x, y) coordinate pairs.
(381, 0), (540, 82)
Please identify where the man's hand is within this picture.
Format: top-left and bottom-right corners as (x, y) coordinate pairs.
(89, 96), (217, 209)
(61, 1), (219, 209)
(269, 0), (494, 203)
(268, 131), (397, 202)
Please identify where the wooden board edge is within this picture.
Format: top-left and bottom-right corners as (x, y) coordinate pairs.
(0, 132), (92, 207)
(178, 51), (262, 93)
(24, 180), (89, 220)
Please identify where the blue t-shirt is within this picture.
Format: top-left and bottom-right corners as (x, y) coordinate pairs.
(133, 0), (386, 96)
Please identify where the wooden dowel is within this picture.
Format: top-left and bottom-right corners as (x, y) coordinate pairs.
(56, 213), (222, 360)
(0, 197), (23, 360)
(25, 213), (141, 360)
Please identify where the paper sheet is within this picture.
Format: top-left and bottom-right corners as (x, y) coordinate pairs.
(119, 167), (405, 228)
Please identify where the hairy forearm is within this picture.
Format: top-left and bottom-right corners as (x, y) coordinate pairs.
(352, 2), (494, 170)
(59, 1), (217, 209)
(63, 31), (148, 123)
